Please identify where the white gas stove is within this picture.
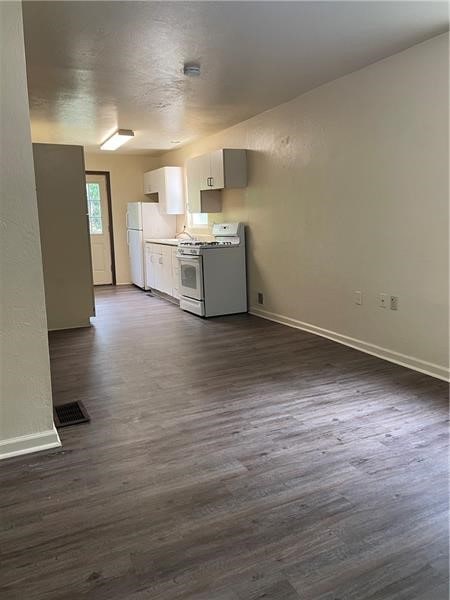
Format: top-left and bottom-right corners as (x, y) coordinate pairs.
(176, 223), (247, 317)
(177, 223), (241, 255)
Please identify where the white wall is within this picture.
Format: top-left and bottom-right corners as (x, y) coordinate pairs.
(159, 34), (449, 380)
(84, 153), (160, 284)
(0, 3), (60, 459)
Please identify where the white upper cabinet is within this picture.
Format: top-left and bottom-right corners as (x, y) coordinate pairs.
(186, 149), (247, 213)
(143, 171), (153, 195)
(143, 166), (185, 215)
(161, 167), (184, 215)
(209, 149), (225, 190)
(186, 155), (205, 213)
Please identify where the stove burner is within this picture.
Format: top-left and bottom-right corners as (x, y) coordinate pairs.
(179, 240), (236, 248)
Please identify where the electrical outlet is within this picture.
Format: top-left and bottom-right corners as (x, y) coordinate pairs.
(390, 295), (399, 311)
(257, 292), (264, 305)
(354, 290), (362, 306)
(379, 293), (388, 308)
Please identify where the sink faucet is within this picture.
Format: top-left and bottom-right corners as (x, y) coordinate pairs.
(176, 225), (195, 240)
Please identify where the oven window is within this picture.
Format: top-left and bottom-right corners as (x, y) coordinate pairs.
(181, 264), (198, 290)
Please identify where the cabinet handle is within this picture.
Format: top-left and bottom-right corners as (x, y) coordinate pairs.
(159, 256), (163, 264)
(207, 176), (212, 187)
(210, 177), (214, 187)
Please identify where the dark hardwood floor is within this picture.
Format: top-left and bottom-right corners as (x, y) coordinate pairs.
(1, 285), (448, 600)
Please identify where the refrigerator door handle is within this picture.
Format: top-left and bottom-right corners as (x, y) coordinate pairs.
(126, 212), (129, 229)
(127, 230), (130, 246)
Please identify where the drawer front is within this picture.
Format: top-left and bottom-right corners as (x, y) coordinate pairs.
(180, 296), (205, 316)
(149, 243), (163, 255)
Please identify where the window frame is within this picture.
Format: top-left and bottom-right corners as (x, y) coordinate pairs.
(189, 212), (209, 228)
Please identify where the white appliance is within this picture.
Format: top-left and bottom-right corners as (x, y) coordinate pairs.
(127, 202), (176, 288)
(176, 223), (247, 317)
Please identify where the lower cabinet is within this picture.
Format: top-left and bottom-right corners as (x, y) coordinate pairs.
(171, 247), (180, 299)
(145, 243), (180, 298)
(144, 244), (157, 290)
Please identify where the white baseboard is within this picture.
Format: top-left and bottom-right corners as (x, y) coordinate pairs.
(249, 306), (449, 382)
(0, 425), (61, 461)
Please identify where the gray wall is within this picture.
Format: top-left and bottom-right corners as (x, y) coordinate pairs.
(33, 144), (95, 330)
(159, 34), (449, 380)
(0, 2), (59, 458)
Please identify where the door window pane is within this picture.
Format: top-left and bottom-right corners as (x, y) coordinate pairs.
(86, 182), (103, 234)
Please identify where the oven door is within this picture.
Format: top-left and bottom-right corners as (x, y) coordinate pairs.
(178, 255), (204, 301)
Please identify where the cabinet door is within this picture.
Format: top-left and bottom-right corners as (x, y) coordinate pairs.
(191, 154), (212, 192)
(209, 149), (224, 190)
(186, 155), (203, 213)
(143, 171), (152, 194)
(158, 186), (167, 215)
(200, 153), (213, 190)
(171, 248), (180, 299)
(149, 169), (164, 212)
(160, 246), (173, 295)
(154, 253), (162, 291)
(150, 244), (163, 290)
(145, 246), (156, 289)
(149, 169), (160, 193)
(163, 167), (185, 215)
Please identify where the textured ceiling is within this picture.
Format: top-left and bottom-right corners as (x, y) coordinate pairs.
(22, 1), (448, 154)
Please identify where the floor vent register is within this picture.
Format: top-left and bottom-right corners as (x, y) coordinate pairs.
(53, 401), (90, 428)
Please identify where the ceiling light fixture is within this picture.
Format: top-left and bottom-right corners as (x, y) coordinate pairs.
(100, 129), (134, 151)
(183, 63), (201, 77)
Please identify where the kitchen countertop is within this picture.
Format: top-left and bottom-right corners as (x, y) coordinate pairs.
(145, 238), (179, 246)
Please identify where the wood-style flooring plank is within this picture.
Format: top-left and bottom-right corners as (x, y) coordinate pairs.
(0, 285), (448, 600)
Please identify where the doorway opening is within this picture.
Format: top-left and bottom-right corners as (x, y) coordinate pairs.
(85, 171), (116, 285)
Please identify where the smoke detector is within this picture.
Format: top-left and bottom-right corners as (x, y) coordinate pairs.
(183, 63), (201, 77)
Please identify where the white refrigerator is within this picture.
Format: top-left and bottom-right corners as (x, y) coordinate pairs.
(127, 202), (176, 289)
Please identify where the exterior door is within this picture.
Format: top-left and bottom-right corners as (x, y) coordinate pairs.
(86, 174), (113, 285)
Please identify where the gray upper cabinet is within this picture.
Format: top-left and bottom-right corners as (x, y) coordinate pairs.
(186, 149), (247, 213)
(33, 143), (95, 330)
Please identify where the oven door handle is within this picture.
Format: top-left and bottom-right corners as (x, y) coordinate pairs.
(177, 255), (202, 263)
